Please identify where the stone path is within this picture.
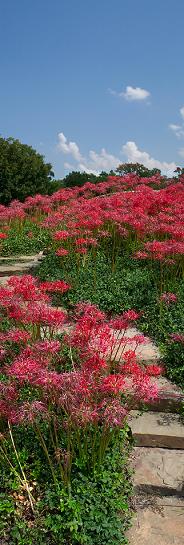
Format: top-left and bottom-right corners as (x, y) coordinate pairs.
(129, 411), (184, 449)
(127, 386), (184, 543)
(110, 316), (184, 543)
(127, 446), (184, 544)
(131, 447), (184, 495)
(0, 252), (43, 283)
(0, 253), (183, 544)
(127, 496), (184, 545)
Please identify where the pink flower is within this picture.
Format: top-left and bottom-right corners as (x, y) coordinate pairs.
(39, 280), (71, 293)
(169, 333), (184, 343)
(17, 401), (49, 424)
(75, 247), (87, 254)
(160, 292), (177, 304)
(101, 374), (125, 394)
(56, 248), (69, 256)
(54, 230), (70, 240)
(146, 364), (164, 376)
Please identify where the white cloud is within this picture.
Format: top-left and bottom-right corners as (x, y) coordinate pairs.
(57, 132), (176, 176)
(64, 162), (74, 170)
(122, 86), (150, 101)
(87, 149), (120, 171)
(57, 132), (83, 162)
(169, 123), (184, 138)
(122, 141), (176, 175)
(109, 85), (150, 101)
(180, 106), (184, 119)
(57, 132), (120, 174)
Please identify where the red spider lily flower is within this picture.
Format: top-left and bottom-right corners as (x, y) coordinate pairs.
(109, 310), (140, 331)
(160, 292), (177, 304)
(82, 354), (108, 373)
(39, 280), (71, 293)
(34, 340), (61, 354)
(145, 364), (164, 376)
(74, 302), (106, 322)
(0, 348), (6, 361)
(7, 301), (67, 327)
(56, 248), (69, 256)
(169, 333), (184, 343)
(0, 232), (7, 239)
(75, 238), (87, 245)
(54, 230), (70, 240)
(101, 374), (125, 394)
(8, 357), (45, 383)
(75, 247), (87, 254)
(7, 275), (49, 302)
(17, 401), (49, 424)
(123, 310), (140, 321)
(102, 400), (128, 427)
(133, 250), (148, 259)
(4, 329), (31, 344)
(132, 375), (159, 402)
(0, 382), (18, 421)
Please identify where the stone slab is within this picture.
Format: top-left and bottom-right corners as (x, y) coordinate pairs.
(130, 447), (184, 496)
(127, 500), (184, 545)
(0, 275), (11, 285)
(129, 412), (184, 449)
(149, 377), (184, 412)
(0, 253), (43, 262)
(0, 261), (40, 276)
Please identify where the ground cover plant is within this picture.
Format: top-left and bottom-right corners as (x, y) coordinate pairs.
(0, 172), (184, 542)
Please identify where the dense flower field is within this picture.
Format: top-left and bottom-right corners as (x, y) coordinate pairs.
(0, 173), (184, 544)
(1, 174), (184, 282)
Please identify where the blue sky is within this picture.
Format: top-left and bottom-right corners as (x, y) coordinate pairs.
(1, 0), (184, 177)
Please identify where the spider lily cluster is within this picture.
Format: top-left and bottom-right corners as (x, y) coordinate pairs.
(0, 173), (184, 288)
(0, 275), (162, 498)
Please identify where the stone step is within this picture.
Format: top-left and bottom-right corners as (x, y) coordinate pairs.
(126, 495), (184, 545)
(0, 253), (43, 277)
(130, 447), (184, 497)
(0, 262), (36, 276)
(0, 275), (11, 285)
(148, 376), (184, 412)
(129, 411), (184, 449)
(0, 253), (43, 262)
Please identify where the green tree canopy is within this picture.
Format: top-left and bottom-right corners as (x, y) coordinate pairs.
(116, 162), (161, 177)
(174, 166), (184, 177)
(0, 137), (54, 204)
(62, 170), (110, 188)
(62, 171), (97, 188)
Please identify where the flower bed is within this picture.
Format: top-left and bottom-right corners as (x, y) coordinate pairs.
(0, 275), (162, 543)
(0, 173), (184, 542)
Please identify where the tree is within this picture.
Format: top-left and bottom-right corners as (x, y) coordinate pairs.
(62, 170), (110, 188)
(116, 162), (161, 177)
(0, 137), (54, 204)
(47, 179), (64, 195)
(174, 166), (184, 177)
(62, 171), (97, 188)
